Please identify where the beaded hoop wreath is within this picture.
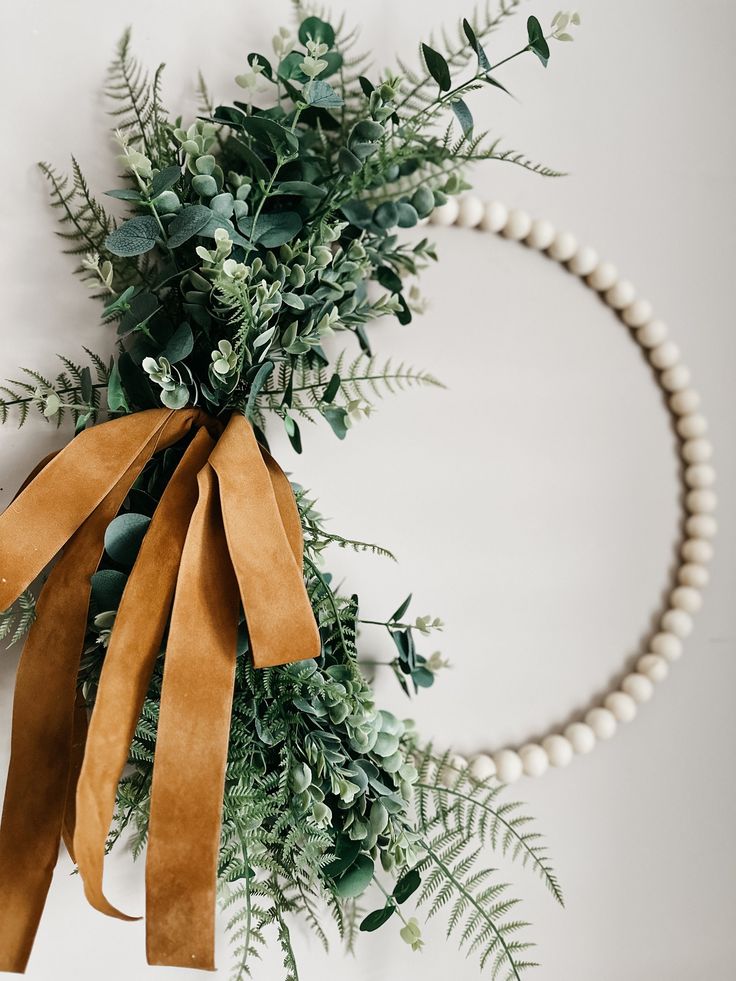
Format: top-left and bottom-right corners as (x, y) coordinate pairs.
(429, 195), (716, 783)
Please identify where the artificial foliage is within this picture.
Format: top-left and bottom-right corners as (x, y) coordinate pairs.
(0, 3), (580, 978)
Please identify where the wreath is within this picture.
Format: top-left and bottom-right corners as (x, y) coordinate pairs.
(0, 6), (579, 980)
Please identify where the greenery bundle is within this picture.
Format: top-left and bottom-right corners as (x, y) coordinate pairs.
(1, 3), (580, 978)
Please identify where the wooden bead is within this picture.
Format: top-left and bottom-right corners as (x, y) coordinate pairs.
(526, 218), (556, 250)
(604, 278), (636, 310)
(456, 195), (485, 228)
(519, 743), (549, 777)
(661, 608), (693, 638)
(686, 489), (717, 514)
(669, 388), (700, 415)
(548, 231), (578, 262)
(678, 563), (709, 588)
(685, 464), (716, 488)
(587, 261), (618, 291)
(660, 364), (691, 391)
(542, 734), (573, 767)
(637, 654), (669, 683)
(564, 722), (596, 755)
(650, 631), (683, 661)
(670, 586), (703, 614)
(637, 319), (668, 348)
(585, 707), (617, 740)
(649, 341), (681, 369)
(685, 514), (717, 539)
(430, 198), (459, 226)
(682, 438), (713, 464)
(621, 672), (654, 703)
(568, 246), (598, 276)
(677, 414), (708, 439)
(493, 749), (523, 784)
(480, 200), (509, 233)
(469, 753), (496, 782)
(503, 208), (532, 240)
(681, 538), (714, 564)
(622, 298), (653, 327)
(440, 753), (467, 786)
(604, 690), (637, 722)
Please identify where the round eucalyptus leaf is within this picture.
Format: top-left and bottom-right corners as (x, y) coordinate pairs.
(104, 513), (151, 569)
(334, 853), (374, 898)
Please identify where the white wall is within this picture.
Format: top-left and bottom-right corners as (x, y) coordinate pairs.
(1, 1), (734, 979)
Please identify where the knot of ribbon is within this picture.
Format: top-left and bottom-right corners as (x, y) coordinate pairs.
(0, 407), (320, 972)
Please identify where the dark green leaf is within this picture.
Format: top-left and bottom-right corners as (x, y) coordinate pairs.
(240, 116), (299, 155)
(373, 202), (398, 229)
(376, 266), (402, 293)
(245, 361), (274, 418)
(463, 18), (491, 72)
(412, 666), (435, 688)
(302, 79), (343, 108)
(484, 75), (513, 97)
(338, 148), (363, 175)
(324, 837), (361, 878)
(359, 906), (395, 932)
(79, 366), (93, 404)
(340, 199), (373, 228)
(166, 205), (212, 248)
(321, 373), (341, 404)
(390, 594), (412, 623)
(230, 138), (271, 182)
(298, 15), (335, 48)
(393, 868), (421, 904)
(334, 854), (374, 898)
(247, 52), (273, 80)
(105, 216), (159, 257)
(421, 43), (451, 91)
(163, 323), (194, 364)
(238, 210), (302, 247)
(450, 98), (473, 136)
(322, 405), (348, 440)
(527, 16), (550, 67)
(90, 569), (127, 614)
(106, 360), (129, 413)
(274, 180), (326, 199)
(358, 76), (374, 97)
(104, 513), (151, 569)
(104, 188), (142, 201)
(151, 165), (182, 198)
(286, 416), (302, 453)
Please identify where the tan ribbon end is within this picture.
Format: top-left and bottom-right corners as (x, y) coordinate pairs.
(81, 882), (140, 922)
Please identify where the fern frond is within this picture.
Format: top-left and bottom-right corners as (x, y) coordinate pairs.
(0, 351), (110, 428)
(0, 591), (36, 647)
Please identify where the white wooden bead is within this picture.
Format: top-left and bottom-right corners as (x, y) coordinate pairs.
(568, 245), (598, 276)
(431, 198), (459, 226)
(670, 585), (703, 614)
(678, 563), (709, 588)
(542, 734), (574, 768)
(621, 672), (654, 703)
(622, 299), (653, 328)
(604, 278), (636, 310)
(480, 200), (509, 233)
(525, 218), (556, 250)
(604, 690), (637, 722)
(636, 319), (668, 348)
(686, 489), (717, 514)
(677, 414), (708, 439)
(685, 464), (716, 488)
(669, 388), (700, 415)
(519, 743), (549, 777)
(661, 608), (693, 638)
(456, 195), (484, 228)
(587, 261), (618, 292)
(469, 753), (496, 782)
(637, 653), (669, 683)
(681, 438), (713, 463)
(503, 208), (532, 240)
(650, 631), (683, 661)
(685, 514), (717, 539)
(493, 749), (523, 784)
(660, 364), (691, 392)
(440, 753), (468, 786)
(585, 707), (617, 740)
(681, 538), (714, 563)
(548, 231), (578, 262)
(649, 341), (681, 369)
(564, 722), (596, 755)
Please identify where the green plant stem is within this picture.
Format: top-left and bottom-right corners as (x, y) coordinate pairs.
(303, 555), (351, 657)
(374, 877), (411, 928)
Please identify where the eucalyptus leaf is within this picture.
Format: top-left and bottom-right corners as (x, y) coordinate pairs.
(274, 181), (326, 199)
(421, 43), (451, 92)
(462, 18), (491, 72)
(163, 323), (194, 363)
(166, 205), (212, 248)
(106, 360), (129, 413)
(333, 853), (374, 898)
(105, 216), (160, 257)
(450, 98), (473, 136)
(359, 906), (395, 932)
(104, 513), (151, 569)
(322, 405), (348, 440)
(393, 868), (421, 904)
(245, 361), (274, 418)
(302, 79), (343, 109)
(527, 16), (550, 67)
(151, 164), (182, 197)
(298, 15), (335, 48)
(238, 211), (302, 247)
(104, 188), (142, 201)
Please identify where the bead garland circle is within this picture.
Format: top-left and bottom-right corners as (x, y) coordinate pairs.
(426, 195), (716, 783)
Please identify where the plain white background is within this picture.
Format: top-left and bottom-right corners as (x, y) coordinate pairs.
(1, 1), (734, 979)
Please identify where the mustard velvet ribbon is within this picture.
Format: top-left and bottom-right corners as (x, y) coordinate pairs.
(0, 407), (320, 972)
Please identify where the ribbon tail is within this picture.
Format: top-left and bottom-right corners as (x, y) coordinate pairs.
(210, 414), (320, 668)
(0, 410), (210, 974)
(145, 462), (239, 969)
(74, 428), (215, 922)
(61, 689), (89, 863)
